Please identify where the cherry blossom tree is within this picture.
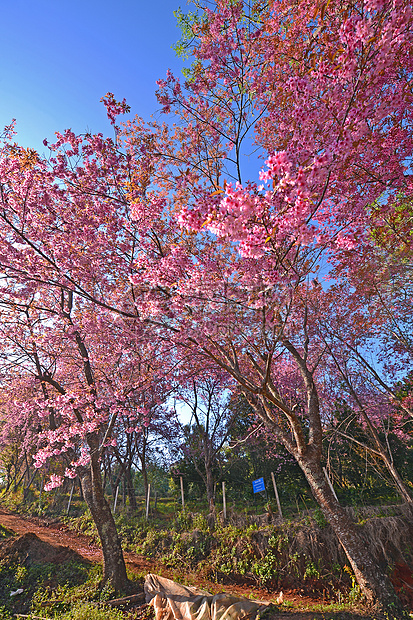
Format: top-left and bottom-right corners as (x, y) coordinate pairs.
(144, 0), (412, 613)
(0, 376), (42, 496)
(0, 118), (175, 589)
(108, 390), (176, 506)
(174, 369), (237, 511)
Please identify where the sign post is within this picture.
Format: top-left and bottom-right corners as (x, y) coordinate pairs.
(252, 477), (267, 507)
(66, 480), (75, 516)
(252, 477), (266, 494)
(113, 484), (119, 513)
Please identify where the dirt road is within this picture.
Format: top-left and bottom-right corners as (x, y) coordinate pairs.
(0, 507), (156, 574)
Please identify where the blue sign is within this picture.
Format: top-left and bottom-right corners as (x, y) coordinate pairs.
(252, 477), (266, 493)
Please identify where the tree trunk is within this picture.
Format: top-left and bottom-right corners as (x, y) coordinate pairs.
(205, 460), (215, 512)
(298, 450), (407, 617)
(80, 440), (128, 591)
(139, 445), (149, 501)
(382, 450), (412, 503)
(124, 467), (137, 511)
(23, 469), (37, 503)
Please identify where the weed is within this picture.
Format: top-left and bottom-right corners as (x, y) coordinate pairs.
(313, 508), (328, 528)
(192, 512), (209, 531)
(0, 552), (92, 618)
(252, 550), (279, 585)
(64, 513), (99, 543)
(58, 601), (125, 620)
(0, 525), (12, 539)
(0, 606), (12, 620)
(304, 560), (321, 580)
(343, 565), (363, 603)
(245, 523), (259, 536)
(175, 510), (192, 531)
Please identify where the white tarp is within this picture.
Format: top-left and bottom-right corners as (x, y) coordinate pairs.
(144, 574), (268, 620)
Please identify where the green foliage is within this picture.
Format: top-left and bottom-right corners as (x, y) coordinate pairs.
(192, 512), (209, 531)
(134, 527), (170, 558)
(303, 560), (321, 580)
(0, 538), (92, 617)
(30, 564), (107, 615)
(313, 508), (328, 528)
(64, 512), (99, 543)
(58, 602), (126, 620)
(251, 549), (279, 584)
(0, 606), (12, 620)
(121, 509), (378, 598)
(175, 509), (193, 531)
(173, 7), (201, 60)
(0, 525), (12, 539)
(162, 528), (211, 570)
(343, 565), (363, 604)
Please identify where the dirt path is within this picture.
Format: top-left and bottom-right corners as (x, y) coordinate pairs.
(0, 507), (156, 574)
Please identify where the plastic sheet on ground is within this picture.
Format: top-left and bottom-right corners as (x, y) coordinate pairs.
(144, 573), (268, 620)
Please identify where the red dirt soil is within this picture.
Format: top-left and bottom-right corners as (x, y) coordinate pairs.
(0, 507), (151, 570)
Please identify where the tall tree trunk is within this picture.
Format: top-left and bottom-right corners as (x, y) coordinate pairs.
(138, 440), (149, 501)
(23, 469), (37, 503)
(205, 459), (215, 512)
(297, 449), (407, 617)
(125, 466), (137, 511)
(80, 438), (128, 591)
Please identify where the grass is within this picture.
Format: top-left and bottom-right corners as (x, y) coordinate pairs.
(0, 524), (12, 539)
(55, 602), (127, 620)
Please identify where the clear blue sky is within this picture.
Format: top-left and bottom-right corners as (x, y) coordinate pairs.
(0, 0), (186, 151)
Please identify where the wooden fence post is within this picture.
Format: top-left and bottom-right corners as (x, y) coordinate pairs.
(146, 484), (151, 520)
(271, 472), (283, 520)
(180, 476), (185, 510)
(113, 484), (119, 513)
(66, 480), (75, 516)
(38, 472), (45, 511)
